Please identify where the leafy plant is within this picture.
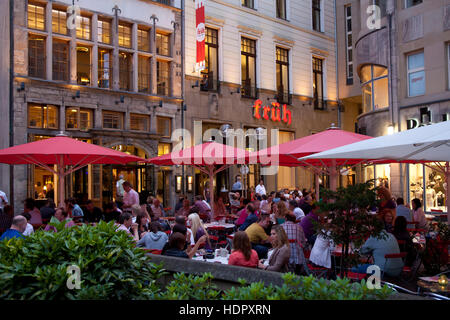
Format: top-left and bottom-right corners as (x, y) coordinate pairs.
(315, 181), (386, 276)
(156, 272), (222, 300)
(0, 221), (166, 300)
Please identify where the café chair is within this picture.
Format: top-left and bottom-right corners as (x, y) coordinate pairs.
(382, 252), (407, 280)
(143, 248), (162, 255)
(302, 249), (330, 279)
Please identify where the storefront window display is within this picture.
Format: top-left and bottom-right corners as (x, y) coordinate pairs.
(408, 164), (446, 212)
(363, 164), (390, 188)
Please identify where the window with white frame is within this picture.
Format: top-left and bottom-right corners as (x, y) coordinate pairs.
(448, 43), (450, 90)
(405, 0), (422, 8)
(407, 51), (425, 97)
(345, 5), (353, 84)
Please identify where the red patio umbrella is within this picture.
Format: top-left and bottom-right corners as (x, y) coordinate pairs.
(248, 125), (373, 199)
(148, 141), (250, 216)
(0, 134), (146, 206)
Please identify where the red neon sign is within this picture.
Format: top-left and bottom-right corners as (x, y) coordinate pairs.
(252, 99), (291, 125)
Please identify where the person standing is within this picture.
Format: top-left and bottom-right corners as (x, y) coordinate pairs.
(116, 174), (125, 206)
(255, 179), (267, 198)
(122, 181), (140, 214)
(232, 176), (243, 194)
(0, 189), (9, 213)
(411, 198), (428, 230)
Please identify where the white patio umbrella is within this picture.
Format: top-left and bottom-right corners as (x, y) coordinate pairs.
(299, 120), (450, 223)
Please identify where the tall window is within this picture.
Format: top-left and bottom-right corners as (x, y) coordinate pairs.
(77, 46), (91, 86)
(119, 52), (133, 91)
(276, 47), (290, 104)
(448, 44), (450, 91)
(157, 60), (170, 96)
(201, 28), (219, 91)
(98, 19), (111, 44)
(373, 0), (387, 18)
(157, 117), (172, 138)
(361, 65), (389, 113)
(52, 8), (67, 35)
(156, 33), (170, 56)
(313, 57), (324, 109)
(66, 108), (93, 130)
(118, 23), (132, 48)
(28, 35), (46, 79)
(276, 0), (287, 20)
(407, 51), (425, 97)
(28, 104), (58, 129)
(138, 28), (150, 52)
(76, 16), (91, 40)
(345, 5), (353, 84)
(103, 111), (123, 129)
(130, 114), (150, 132)
(138, 56), (151, 93)
(158, 143), (171, 156)
(405, 0), (422, 8)
(28, 3), (45, 31)
(241, 37), (257, 98)
(98, 48), (113, 88)
(242, 0), (254, 9)
(52, 40), (69, 82)
(312, 0), (321, 31)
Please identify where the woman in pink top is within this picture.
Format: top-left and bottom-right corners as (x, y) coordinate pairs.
(228, 231), (259, 268)
(411, 198), (428, 229)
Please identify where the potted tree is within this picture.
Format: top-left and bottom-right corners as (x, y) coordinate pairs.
(315, 181), (385, 277)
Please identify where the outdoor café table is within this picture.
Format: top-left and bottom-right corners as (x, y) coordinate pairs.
(192, 253), (230, 264)
(204, 222), (235, 230)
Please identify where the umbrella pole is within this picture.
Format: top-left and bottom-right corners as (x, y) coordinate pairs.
(209, 165), (214, 220)
(315, 171), (320, 202)
(58, 166), (64, 209)
(330, 159), (338, 192)
(446, 162), (450, 225)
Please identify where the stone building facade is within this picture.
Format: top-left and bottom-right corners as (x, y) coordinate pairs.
(1, 0), (183, 212)
(336, 0), (450, 212)
(182, 0), (341, 198)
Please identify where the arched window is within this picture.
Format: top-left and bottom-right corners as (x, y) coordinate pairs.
(360, 65), (389, 113)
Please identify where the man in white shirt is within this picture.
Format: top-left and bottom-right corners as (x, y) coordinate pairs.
(289, 200), (305, 222)
(255, 179), (266, 197)
(122, 181), (140, 213)
(0, 190), (8, 213)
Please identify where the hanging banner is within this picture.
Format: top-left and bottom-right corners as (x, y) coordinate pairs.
(195, 0), (206, 71)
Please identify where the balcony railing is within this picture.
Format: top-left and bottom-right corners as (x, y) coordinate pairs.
(241, 79), (257, 99)
(276, 87), (292, 105)
(200, 71), (219, 92)
(152, 0), (172, 5)
(77, 64), (92, 86)
(157, 77), (170, 96)
(98, 66), (113, 89)
(313, 98), (327, 110)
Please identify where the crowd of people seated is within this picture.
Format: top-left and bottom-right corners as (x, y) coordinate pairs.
(0, 181), (432, 280)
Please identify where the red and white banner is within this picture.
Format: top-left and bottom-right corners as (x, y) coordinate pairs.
(195, 0), (206, 71)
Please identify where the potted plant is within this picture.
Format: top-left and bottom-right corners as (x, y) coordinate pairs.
(315, 181), (385, 277)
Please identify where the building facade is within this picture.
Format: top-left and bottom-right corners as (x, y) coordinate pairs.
(1, 0), (183, 212)
(182, 0), (341, 199)
(336, 0), (450, 212)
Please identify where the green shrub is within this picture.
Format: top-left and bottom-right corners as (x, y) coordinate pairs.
(0, 220), (165, 300)
(157, 272), (394, 300)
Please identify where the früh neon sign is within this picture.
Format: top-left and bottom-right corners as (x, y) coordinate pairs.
(252, 99), (292, 125)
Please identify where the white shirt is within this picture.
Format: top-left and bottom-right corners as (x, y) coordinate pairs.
(123, 188), (140, 208)
(310, 233), (333, 268)
(293, 207), (305, 221)
(116, 179), (125, 197)
(23, 223), (34, 236)
(0, 190), (8, 211)
(255, 184), (266, 196)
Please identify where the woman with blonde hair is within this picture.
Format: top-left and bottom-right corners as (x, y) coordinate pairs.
(276, 201), (289, 224)
(187, 213), (211, 249)
(377, 186), (396, 220)
(258, 225), (291, 272)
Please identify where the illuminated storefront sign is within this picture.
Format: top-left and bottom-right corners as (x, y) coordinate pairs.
(406, 107), (449, 130)
(252, 99), (292, 125)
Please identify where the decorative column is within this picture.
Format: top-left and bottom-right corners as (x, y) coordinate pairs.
(150, 14), (159, 95)
(91, 14), (99, 88)
(112, 5), (121, 91)
(132, 23), (138, 92)
(45, 2), (53, 81)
